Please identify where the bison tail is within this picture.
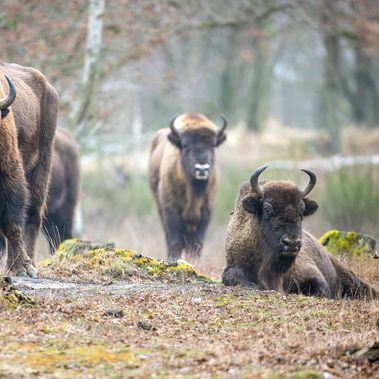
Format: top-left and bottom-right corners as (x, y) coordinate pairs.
(332, 258), (378, 300)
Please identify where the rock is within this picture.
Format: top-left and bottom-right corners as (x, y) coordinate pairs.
(103, 309), (124, 318)
(319, 230), (377, 257)
(137, 320), (153, 331)
(0, 276), (35, 309)
(354, 341), (379, 363)
(55, 239), (116, 256)
(41, 244), (214, 284)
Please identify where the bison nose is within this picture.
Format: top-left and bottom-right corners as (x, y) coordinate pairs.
(280, 235), (302, 253)
(194, 163), (210, 180)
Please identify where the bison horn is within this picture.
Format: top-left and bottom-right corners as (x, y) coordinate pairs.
(250, 165), (268, 197)
(0, 75), (16, 110)
(218, 114), (227, 135)
(169, 114), (180, 136)
(300, 169), (317, 197)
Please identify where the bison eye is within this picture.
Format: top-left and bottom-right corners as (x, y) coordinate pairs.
(263, 204), (273, 216)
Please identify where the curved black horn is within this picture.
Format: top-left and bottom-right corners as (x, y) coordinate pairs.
(169, 114), (180, 135)
(218, 114), (227, 135)
(0, 76), (16, 110)
(300, 169), (317, 197)
(250, 165), (268, 197)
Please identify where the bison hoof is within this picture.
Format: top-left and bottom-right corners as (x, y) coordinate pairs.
(15, 270), (28, 278)
(26, 265), (38, 279)
(15, 265), (38, 279)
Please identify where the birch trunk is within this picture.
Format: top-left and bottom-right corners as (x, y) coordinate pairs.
(71, 0), (105, 138)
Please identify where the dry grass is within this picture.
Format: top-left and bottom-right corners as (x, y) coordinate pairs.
(1, 242), (378, 378)
(0, 278), (378, 378)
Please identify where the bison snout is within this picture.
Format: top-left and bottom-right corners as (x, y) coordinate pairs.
(280, 235), (302, 254)
(194, 163), (210, 180)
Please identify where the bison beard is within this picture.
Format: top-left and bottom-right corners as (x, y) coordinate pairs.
(0, 63), (58, 277)
(148, 113), (227, 261)
(222, 166), (378, 299)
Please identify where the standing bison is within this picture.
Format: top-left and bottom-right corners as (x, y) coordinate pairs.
(222, 166), (378, 299)
(149, 113), (227, 261)
(43, 127), (80, 253)
(0, 63), (58, 277)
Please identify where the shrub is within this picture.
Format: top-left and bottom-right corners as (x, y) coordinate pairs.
(319, 165), (379, 237)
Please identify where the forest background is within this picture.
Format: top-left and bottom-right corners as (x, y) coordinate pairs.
(2, 0), (379, 273)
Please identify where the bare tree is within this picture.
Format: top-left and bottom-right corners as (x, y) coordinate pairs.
(70, 0), (106, 138)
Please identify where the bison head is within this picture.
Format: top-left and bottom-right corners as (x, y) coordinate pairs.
(0, 76), (16, 119)
(242, 166), (318, 262)
(168, 113), (227, 185)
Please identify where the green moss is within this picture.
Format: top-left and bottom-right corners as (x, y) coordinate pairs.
(0, 277), (35, 310)
(320, 230), (375, 257)
(291, 370), (324, 379)
(40, 242), (214, 284)
(24, 345), (143, 370)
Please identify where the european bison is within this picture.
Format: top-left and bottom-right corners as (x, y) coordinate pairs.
(222, 166), (378, 299)
(43, 127), (80, 253)
(149, 113), (227, 261)
(0, 63), (58, 277)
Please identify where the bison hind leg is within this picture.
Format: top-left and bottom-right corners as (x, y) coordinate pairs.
(222, 266), (259, 289)
(300, 276), (331, 298)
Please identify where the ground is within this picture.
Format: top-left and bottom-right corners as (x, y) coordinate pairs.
(0, 246), (378, 379)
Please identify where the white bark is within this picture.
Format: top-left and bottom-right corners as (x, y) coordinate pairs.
(71, 0), (105, 137)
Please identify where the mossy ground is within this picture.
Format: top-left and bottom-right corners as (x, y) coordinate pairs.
(0, 276), (35, 310)
(1, 240), (378, 378)
(320, 230), (376, 257)
(0, 282), (377, 378)
(40, 239), (212, 284)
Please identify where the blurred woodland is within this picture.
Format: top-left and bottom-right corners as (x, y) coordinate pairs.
(2, 0), (379, 148)
(2, 0), (379, 258)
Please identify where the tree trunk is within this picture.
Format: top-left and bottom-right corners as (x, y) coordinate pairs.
(352, 46), (379, 127)
(70, 0), (105, 138)
(321, 31), (341, 139)
(246, 35), (270, 131)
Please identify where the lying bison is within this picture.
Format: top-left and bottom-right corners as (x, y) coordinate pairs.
(43, 127), (80, 253)
(222, 166), (378, 299)
(149, 113), (227, 261)
(0, 63), (58, 277)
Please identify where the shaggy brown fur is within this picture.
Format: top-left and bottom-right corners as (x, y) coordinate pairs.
(43, 127), (80, 253)
(222, 170), (378, 299)
(149, 113), (226, 261)
(0, 63), (58, 277)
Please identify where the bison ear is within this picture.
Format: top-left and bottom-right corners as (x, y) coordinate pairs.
(168, 132), (181, 148)
(215, 132), (226, 147)
(242, 195), (260, 214)
(303, 198), (318, 217)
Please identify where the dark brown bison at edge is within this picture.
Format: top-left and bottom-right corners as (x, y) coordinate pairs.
(43, 127), (80, 253)
(222, 166), (378, 299)
(0, 63), (58, 277)
(149, 113), (227, 261)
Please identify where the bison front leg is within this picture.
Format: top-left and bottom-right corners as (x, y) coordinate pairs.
(3, 212), (37, 278)
(222, 266), (259, 289)
(184, 207), (211, 260)
(163, 211), (185, 262)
